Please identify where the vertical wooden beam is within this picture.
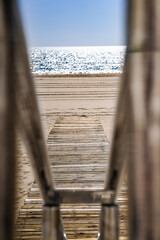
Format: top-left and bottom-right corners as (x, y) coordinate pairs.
(43, 206), (60, 240)
(0, 1), (16, 239)
(127, 0), (160, 240)
(43, 206), (67, 240)
(104, 67), (128, 202)
(12, 0), (55, 204)
(104, 5), (129, 205)
(99, 205), (118, 240)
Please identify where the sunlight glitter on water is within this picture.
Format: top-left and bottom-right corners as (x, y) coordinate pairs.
(29, 46), (126, 75)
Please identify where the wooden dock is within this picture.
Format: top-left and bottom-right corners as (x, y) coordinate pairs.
(15, 116), (128, 240)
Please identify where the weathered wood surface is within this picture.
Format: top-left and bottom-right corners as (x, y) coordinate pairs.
(13, 0), (54, 204)
(99, 205), (119, 240)
(0, 1), (16, 240)
(104, 68), (128, 202)
(15, 116), (128, 239)
(127, 1), (160, 240)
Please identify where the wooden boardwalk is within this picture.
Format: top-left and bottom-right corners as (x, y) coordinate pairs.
(15, 116), (128, 240)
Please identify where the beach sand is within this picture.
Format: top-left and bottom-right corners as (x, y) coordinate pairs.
(15, 74), (121, 217)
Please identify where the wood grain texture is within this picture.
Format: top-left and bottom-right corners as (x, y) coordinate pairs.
(0, 1), (16, 240)
(99, 205), (119, 240)
(15, 116), (128, 239)
(104, 68), (128, 202)
(12, 0), (55, 204)
(127, 1), (160, 240)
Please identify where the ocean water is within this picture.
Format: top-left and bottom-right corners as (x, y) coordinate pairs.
(29, 46), (126, 75)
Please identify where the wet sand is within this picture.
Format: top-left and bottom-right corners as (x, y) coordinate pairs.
(15, 74), (121, 217)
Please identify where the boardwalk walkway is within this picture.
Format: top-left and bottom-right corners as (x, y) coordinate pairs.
(15, 116), (128, 239)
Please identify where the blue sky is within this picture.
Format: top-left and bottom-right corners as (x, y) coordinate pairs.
(19, 0), (127, 47)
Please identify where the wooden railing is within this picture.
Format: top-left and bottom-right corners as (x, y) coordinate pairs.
(1, 0), (160, 240)
(0, 0), (61, 239)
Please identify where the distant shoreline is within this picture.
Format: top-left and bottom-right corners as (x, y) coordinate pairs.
(33, 73), (122, 78)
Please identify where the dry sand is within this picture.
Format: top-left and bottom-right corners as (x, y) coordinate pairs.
(15, 74), (121, 217)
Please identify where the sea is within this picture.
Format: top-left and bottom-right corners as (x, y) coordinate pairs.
(29, 46), (126, 75)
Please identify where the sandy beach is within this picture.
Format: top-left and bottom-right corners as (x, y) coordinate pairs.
(15, 74), (121, 217)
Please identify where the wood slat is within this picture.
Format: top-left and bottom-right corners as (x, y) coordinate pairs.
(15, 116), (128, 239)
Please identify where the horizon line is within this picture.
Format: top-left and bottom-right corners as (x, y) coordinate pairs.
(28, 45), (126, 48)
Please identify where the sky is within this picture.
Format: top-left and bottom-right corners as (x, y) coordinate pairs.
(18, 0), (127, 47)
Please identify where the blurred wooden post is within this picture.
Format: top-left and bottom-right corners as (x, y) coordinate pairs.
(0, 1), (16, 240)
(99, 68), (128, 239)
(12, 0), (55, 205)
(127, 0), (160, 240)
(99, 205), (118, 240)
(104, 68), (128, 202)
(12, 1), (66, 239)
(43, 206), (60, 240)
(43, 206), (67, 240)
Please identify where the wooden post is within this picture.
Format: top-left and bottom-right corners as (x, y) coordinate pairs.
(12, 0), (55, 205)
(127, 0), (160, 240)
(0, 1), (16, 239)
(104, 67), (128, 202)
(99, 205), (118, 240)
(43, 206), (67, 240)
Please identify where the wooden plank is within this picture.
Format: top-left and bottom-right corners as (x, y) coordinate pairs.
(15, 116), (128, 239)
